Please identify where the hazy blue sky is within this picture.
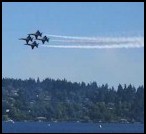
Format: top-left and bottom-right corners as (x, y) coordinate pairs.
(2, 2), (144, 88)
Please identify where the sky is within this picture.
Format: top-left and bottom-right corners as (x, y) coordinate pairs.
(2, 2), (144, 88)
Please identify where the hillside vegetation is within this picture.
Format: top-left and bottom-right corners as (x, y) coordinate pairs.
(2, 78), (144, 123)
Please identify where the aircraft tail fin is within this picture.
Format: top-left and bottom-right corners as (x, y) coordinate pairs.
(26, 40), (29, 44)
(35, 35), (38, 39)
(30, 37), (33, 42)
(36, 43), (39, 48)
(28, 35), (31, 38)
(47, 38), (49, 42)
(42, 40), (45, 44)
(31, 46), (34, 49)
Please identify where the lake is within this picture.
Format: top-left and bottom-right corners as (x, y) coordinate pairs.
(2, 122), (144, 133)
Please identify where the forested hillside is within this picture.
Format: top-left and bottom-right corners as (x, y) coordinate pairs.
(2, 78), (144, 123)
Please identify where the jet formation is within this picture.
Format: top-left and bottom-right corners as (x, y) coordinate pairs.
(19, 30), (49, 49)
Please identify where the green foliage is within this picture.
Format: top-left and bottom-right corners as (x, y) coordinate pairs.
(2, 115), (9, 121)
(2, 78), (144, 123)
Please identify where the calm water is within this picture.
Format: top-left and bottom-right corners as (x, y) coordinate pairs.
(2, 122), (144, 133)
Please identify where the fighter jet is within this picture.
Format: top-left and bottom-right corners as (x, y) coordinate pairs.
(36, 36), (49, 44)
(19, 35), (33, 44)
(24, 41), (39, 49)
(28, 30), (42, 39)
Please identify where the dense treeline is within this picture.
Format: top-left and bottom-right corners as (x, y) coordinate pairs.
(2, 78), (144, 123)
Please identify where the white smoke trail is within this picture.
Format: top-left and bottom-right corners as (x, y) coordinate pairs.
(51, 38), (143, 45)
(41, 44), (143, 49)
(47, 34), (143, 42)
(47, 34), (98, 40)
(44, 34), (144, 49)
